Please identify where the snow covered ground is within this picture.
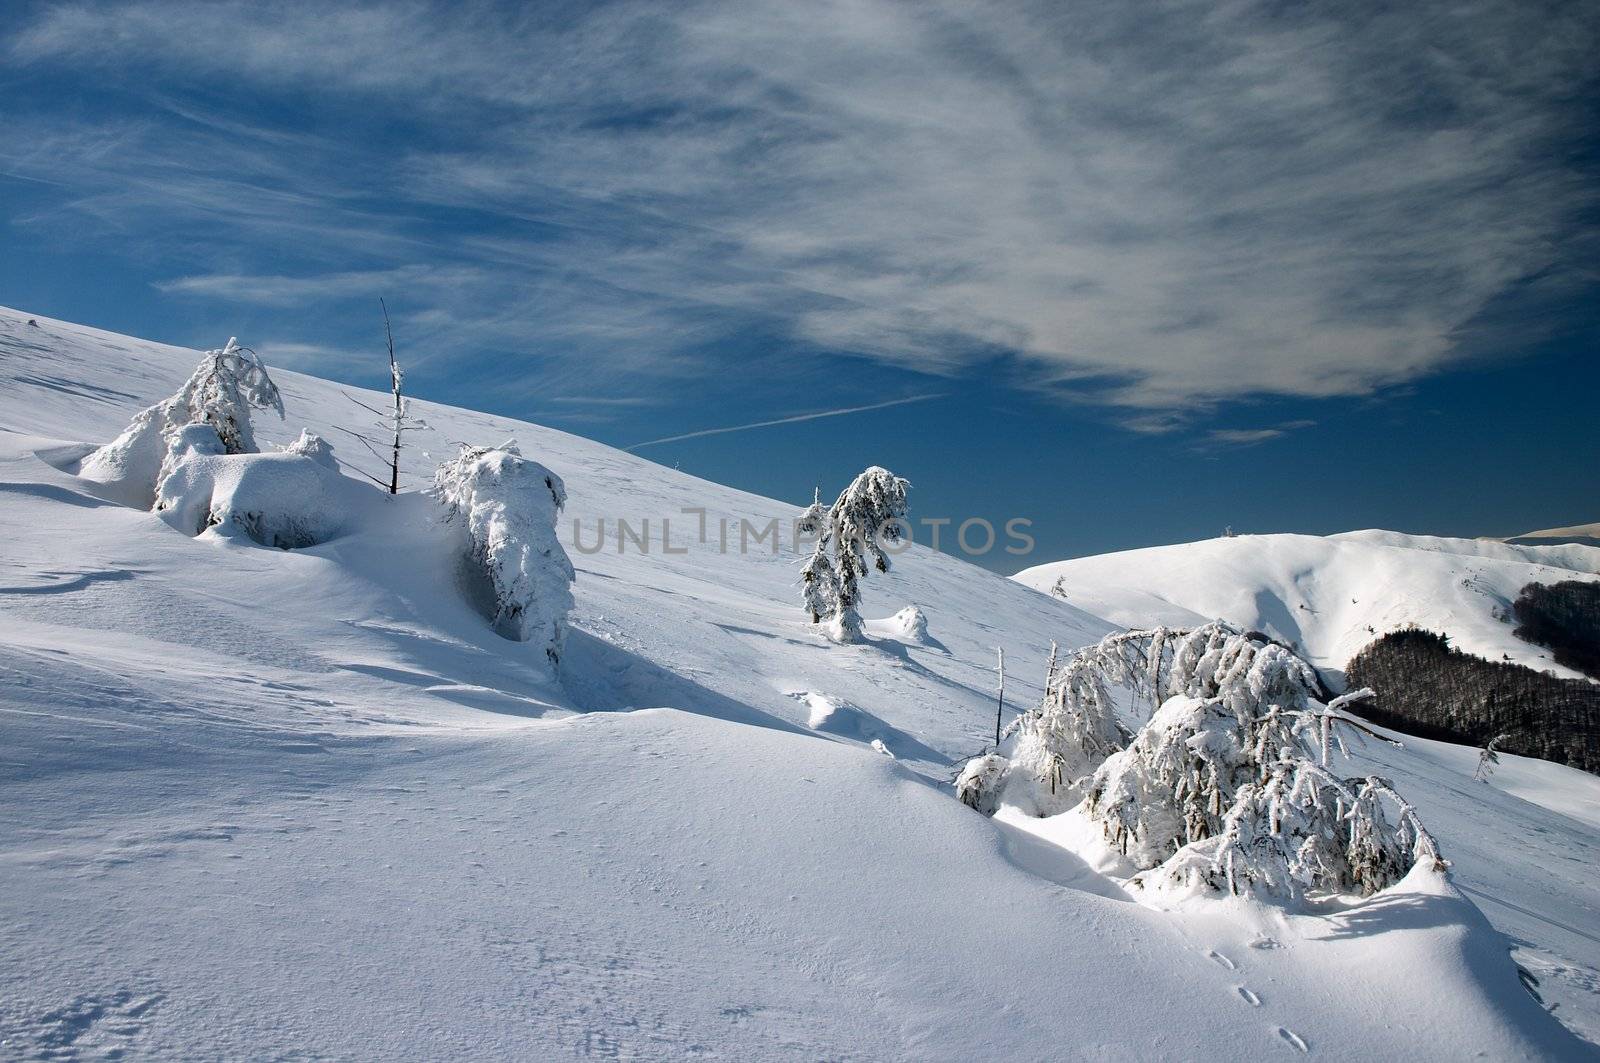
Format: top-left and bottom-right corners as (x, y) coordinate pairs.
(1015, 530), (1600, 685)
(2, 305), (1597, 1059)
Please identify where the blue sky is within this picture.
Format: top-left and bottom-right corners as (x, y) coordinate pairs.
(2, 0), (1596, 572)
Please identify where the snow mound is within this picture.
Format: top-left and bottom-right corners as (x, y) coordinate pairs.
(794, 690), (941, 761)
(874, 604), (930, 640)
(279, 429), (339, 470)
(155, 441), (373, 549)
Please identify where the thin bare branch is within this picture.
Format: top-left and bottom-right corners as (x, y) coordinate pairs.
(341, 390), (391, 420)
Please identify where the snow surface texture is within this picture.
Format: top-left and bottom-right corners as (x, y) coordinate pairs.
(1, 306), (1598, 1058)
(1016, 530), (1600, 685)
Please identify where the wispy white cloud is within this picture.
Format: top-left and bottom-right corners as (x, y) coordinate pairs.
(626, 394), (943, 450)
(155, 266), (484, 306)
(548, 396), (660, 408)
(1203, 419), (1319, 448)
(6, 0), (1596, 416)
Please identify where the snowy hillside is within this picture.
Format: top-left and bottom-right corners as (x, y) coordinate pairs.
(3, 305), (1599, 1059)
(1016, 530), (1600, 686)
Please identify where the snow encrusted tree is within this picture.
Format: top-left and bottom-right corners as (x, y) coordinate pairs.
(999, 635), (1139, 815)
(796, 487), (826, 536)
(800, 467), (909, 643)
(1473, 732), (1511, 782)
(80, 339), (284, 505)
(433, 441), (575, 669)
(1083, 622), (1443, 902)
(955, 753), (1010, 815)
(957, 621), (1443, 904)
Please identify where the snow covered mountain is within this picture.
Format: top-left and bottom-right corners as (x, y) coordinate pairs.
(1507, 522), (1600, 549)
(3, 305), (1599, 1059)
(1016, 530), (1600, 686)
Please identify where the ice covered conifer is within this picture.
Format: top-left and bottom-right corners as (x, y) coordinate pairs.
(434, 442), (575, 668)
(801, 467), (909, 642)
(1075, 621), (1441, 901)
(1133, 758), (1442, 903)
(796, 487), (826, 536)
(956, 620), (1442, 903)
(1004, 636), (1136, 815)
(81, 339), (284, 506)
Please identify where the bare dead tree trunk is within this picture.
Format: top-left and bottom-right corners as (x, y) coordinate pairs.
(994, 647), (1005, 746)
(335, 301), (430, 494)
(383, 299), (401, 496)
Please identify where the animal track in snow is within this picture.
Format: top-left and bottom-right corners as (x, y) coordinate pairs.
(1277, 1027), (1309, 1053)
(1207, 949), (1237, 970)
(1237, 986), (1261, 1006)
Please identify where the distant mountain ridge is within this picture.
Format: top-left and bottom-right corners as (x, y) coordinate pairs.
(1502, 522), (1600, 549)
(1015, 529), (1600, 687)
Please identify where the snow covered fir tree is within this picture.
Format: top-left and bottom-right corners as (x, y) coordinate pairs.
(800, 466), (909, 642)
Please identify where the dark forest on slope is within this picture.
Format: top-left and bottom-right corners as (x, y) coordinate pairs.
(1513, 580), (1600, 680)
(1347, 628), (1600, 775)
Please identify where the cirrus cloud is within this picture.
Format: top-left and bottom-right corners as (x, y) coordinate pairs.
(6, 0), (1596, 419)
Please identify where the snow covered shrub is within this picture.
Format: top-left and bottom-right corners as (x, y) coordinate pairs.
(1074, 621), (1442, 902)
(280, 429), (339, 470)
(1130, 761), (1442, 904)
(433, 442), (574, 667)
(800, 467), (909, 642)
(954, 620), (1442, 901)
(154, 440), (356, 549)
(955, 753), (1010, 815)
(1002, 639), (1136, 816)
(80, 338), (284, 506)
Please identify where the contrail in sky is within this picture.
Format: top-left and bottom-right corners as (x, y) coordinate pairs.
(625, 394), (943, 451)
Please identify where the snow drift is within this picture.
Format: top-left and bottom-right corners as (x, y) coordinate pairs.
(155, 436), (370, 549)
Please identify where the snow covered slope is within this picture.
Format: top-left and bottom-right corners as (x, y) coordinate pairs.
(1016, 530), (1600, 685)
(3, 306), (1598, 1059)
